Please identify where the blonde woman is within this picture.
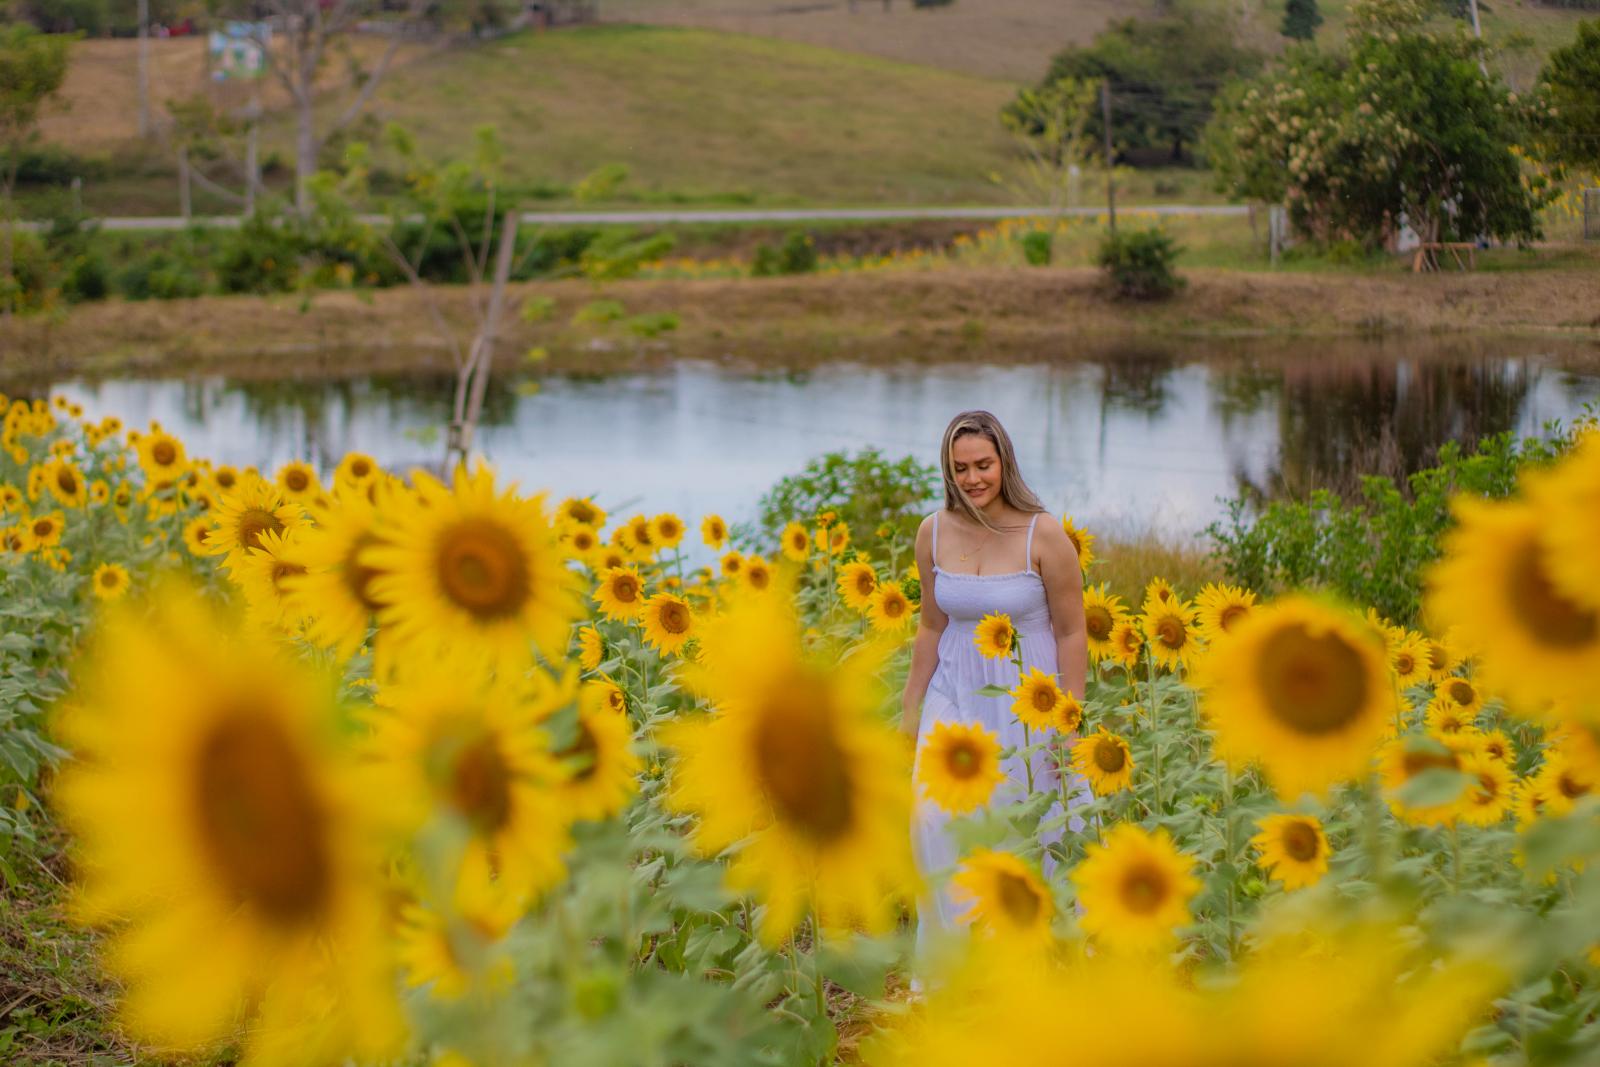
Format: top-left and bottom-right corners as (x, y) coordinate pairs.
(901, 410), (1088, 965)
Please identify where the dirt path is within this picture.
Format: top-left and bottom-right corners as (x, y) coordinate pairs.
(6, 267), (1600, 383)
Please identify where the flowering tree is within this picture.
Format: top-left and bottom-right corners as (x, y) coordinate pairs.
(1206, 0), (1551, 250)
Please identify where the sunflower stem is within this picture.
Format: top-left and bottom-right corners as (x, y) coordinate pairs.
(1449, 822), (1462, 894)
(1362, 773), (1388, 884)
(1222, 763), (1237, 959)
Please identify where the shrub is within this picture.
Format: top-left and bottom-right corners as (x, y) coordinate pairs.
(750, 232), (818, 277)
(1020, 229), (1053, 266)
(1096, 228), (1184, 300)
(214, 213), (307, 295)
(757, 448), (941, 557)
(114, 247), (206, 301)
(1205, 423), (1583, 624)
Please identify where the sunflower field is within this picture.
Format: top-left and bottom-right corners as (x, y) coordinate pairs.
(3, 388), (1600, 1067)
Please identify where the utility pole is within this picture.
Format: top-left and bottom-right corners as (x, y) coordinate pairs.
(1466, 0), (1487, 76)
(1100, 80), (1117, 237)
(137, 0), (151, 137)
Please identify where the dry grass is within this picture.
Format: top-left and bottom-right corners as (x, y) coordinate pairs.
(1092, 529), (1225, 608)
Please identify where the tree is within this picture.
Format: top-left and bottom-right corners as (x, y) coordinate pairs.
(1535, 18), (1600, 175)
(1013, 5), (1261, 165)
(1281, 0), (1323, 41)
(0, 23), (67, 318)
(998, 75), (1100, 219)
(1206, 0), (1551, 253)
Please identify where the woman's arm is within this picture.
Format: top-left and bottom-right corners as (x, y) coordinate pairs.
(900, 514), (948, 742)
(1035, 517), (1088, 709)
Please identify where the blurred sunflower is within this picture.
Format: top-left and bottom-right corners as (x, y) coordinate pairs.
(1072, 728), (1134, 795)
(974, 612), (1015, 660)
(821, 521), (851, 556)
(552, 680), (640, 822)
(1053, 690), (1084, 734)
(27, 510), (64, 548)
(1194, 582), (1256, 641)
(275, 460), (320, 503)
(335, 452), (380, 489)
(1199, 597), (1394, 799)
(951, 849), (1053, 941)
(1422, 634), (1462, 684)
(1072, 824), (1199, 953)
(650, 512), (686, 549)
(1389, 630), (1430, 687)
(565, 522), (600, 557)
(135, 428), (187, 480)
(700, 513), (728, 549)
(558, 496), (607, 530)
(1423, 696), (1474, 736)
(719, 550), (745, 578)
(595, 566), (647, 620)
(1081, 584), (1126, 662)
(576, 625), (603, 671)
(1457, 751), (1514, 827)
(395, 889), (518, 1002)
(1144, 576), (1176, 606)
(1141, 597), (1196, 670)
(364, 465), (583, 677)
(1250, 814), (1330, 889)
(837, 559), (878, 611)
(917, 721), (1004, 814)
(780, 521), (811, 562)
(1059, 515), (1095, 574)
(1109, 619), (1145, 668)
(279, 491), (389, 661)
(1010, 667), (1065, 731)
(626, 514), (656, 555)
(1427, 497), (1600, 722)
(1377, 733), (1472, 825)
(206, 478), (306, 573)
(868, 580), (915, 631)
(89, 479), (110, 506)
(594, 545), (629, 573)
(743, 557), (773, 591)
(90, 562), (130, 601)
(642, 592), (695, 655)
(661, 591), (916, 943)
(54, 584), (401, 1065)
(41, 457), (86, 508)
(1533, 750), (1595, 817)
(1526, 428), (1600, 612)
(1476, 728), (1516, 765)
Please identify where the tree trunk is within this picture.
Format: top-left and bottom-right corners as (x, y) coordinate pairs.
(448, 211), (521, 469)
(178, 146), (193, 219)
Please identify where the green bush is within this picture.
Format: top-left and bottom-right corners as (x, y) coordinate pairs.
(214, 213), (308, 295)
(1205, 424), (1584, 624)
(757, 448), (940, 557)
(750, 232), (818, 277)
(1096, 227), (1184, 300)
(114, 246), (207, 301)
(1020, 229), (1053, 266)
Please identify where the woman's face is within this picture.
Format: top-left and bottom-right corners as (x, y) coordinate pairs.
(951, 433), (1002, 510)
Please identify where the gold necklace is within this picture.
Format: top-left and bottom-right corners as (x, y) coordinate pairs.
(958, 528), (993, 562)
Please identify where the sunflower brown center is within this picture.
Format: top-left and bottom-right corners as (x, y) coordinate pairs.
(659, 520), (681, 539)
(997, 870), (1043, 925)
(98, 569), (120, 588)
(450, 736), (514, 833)
(1085, 606), (1113, 642)
(1395, 651), (1416, 674)
(1402, 749), (1459, 777)
(216, 470), (237, 489)
(658, 601), (690, 635)
(236, 507), (283, 552)
(1118, 862), (1169, 915)
(1427, 644), (1449, 672)
(611, 575), (640, 604)
(57, 469), (78, 495)
(1219, 604), (1248, 632)
(753, 681), (854, 843)
(883, 594), (906, 618)
(284, 468), (311, 492)
(1156, 617), (1186, 649)
(350, 458), (372, 479)
(558, 720), (600, 783)
(633, 522), (654, 547)
(1281, 820), (1320, 862)
(1093, 737), (1126, 774)
(270, 561), (307, 594)
(1558, 772), (1591, 801)
(1447, 680), (1475, 706)
(1031, 686), (1057, 713)
(343, 532), (385, 612)
(946, 740), (980, 779)
(568, 501), (596, 525)
(572, 530), (596, 552)
(1506, 540), (1598, 648)
(748, 566), (771, 589)
(194, 710), (331, 923)
(1472, 773), (1500, 805)
(1254, 622), (1369, 735)
(436, 519), (530, 620)
(151, 440), (177, 467)
(32, 519), (54, 538)
(854, 571), (875, 596)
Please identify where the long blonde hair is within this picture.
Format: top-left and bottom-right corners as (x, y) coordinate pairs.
(939, 410), (1047, 530)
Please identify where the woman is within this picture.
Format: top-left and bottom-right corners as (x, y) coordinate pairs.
(900, 410), (1088, 958)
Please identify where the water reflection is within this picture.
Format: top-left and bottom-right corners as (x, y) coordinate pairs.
(34, 337), (1600, 538)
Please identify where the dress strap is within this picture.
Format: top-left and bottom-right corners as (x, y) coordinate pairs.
(931, 511), (941, 566)
(1024, 513), (1039, 574)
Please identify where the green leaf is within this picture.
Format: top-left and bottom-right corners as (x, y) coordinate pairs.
(1394, 767), (1471, 809)
(977, 684), (1014, 698)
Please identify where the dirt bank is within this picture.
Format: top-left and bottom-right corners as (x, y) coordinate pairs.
(6, 267), (1600, 383)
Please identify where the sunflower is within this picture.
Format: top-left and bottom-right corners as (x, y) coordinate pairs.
(1060, 516), (1095, 574)
(275, 460), (320, 503)
(1477, 729), (1516, 766)
(595, 566), (647, 620)
(1109, 619), (1145, 668)
(278, 491), (389, 661)
(576, 625), (604, 671)
(699, 513), (728, 549)
(1426, 497), (1600, 723)
(651, 513), (686, 549)
(365, 667), (575, 907)
(53, 584), (401, 1064)
(1141, 597), (1196, 670)
(1533, 751), (1596, 817)
(950, 850), (1053, 940)
(558, 496), (607, 530)
(1436, 675), (1487, 718)
(395, 891), (518, 1001)
(1010, 667), (1066, 731)
(42, 457), (87, 508)
(206, 478), (306, 573)
(1389, 630), (1431, 687)
(594, 546), (630, 574)
(1, 524), (32, 553)
(974, 612), (1016, 660)
(626, 514), (656, 555)
(917, 721), (1004, 814)
(837, 559), (878, 612)
(1198, 597), (1395, 799)
(363, 465), (584, 678)
(27, 510), (64, 548)
(1422, 634), (1462, 684)
(1082, 584), (1127, 662)
(135, 428), (187, 480)
(1194, 583), (1257, 642)
(234, 529), (312, 631)
(868, 580), (915, 631)
(817, 521), (851, 557)
(780, 521), (811, 562)
(1072, 727), (1134, 795)
(742, 557), (773, 592)
(90, 562), (130, 601)
(1526, 428), (1600, 612)
(1072, 824), (1199, 953)
(1250, 814), (1330, 890)
(1376, 733), (1472, 825)
(335, 452), (380, 488)
(1457, 751), (1514, 827)
(661, 591), (916, 944)
(564, 522), (600, 557)
(552, 680), (640, 821)
(642, 592), (695, 655)
(720, 550), (744, 578)
(1144, 576), (1176, 606)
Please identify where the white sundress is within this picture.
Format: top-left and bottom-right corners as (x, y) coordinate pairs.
(911, 511), (1088, 962)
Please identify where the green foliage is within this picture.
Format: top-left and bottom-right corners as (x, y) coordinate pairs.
(1281, 0), (1323, 40)
(0, 23), (67, 176)
(573, 298), (626, 326)
(756, 448), (940, 557)
(1025, 5), (1262, 165)
(1207, 0), (1552, 247)
(1020, 229), (1053, 266)
(579, 230), (676, 282)
(1535, 18), (1600, 174)
(1205, 423), (1582, 623)
(1096, 227), (1184, 300)
(749, 232), (817, 277)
